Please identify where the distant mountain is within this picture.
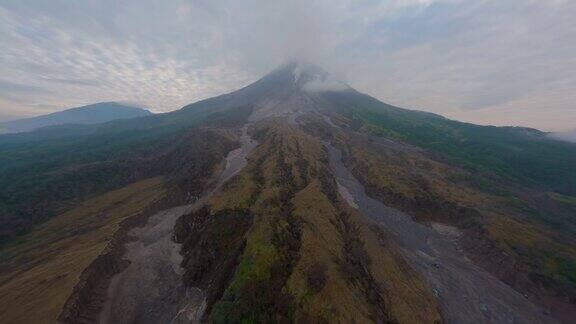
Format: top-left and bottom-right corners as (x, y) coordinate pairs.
(0, 102), (151, 134)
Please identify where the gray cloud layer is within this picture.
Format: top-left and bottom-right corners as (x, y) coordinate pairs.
(0, 0), (574, 131)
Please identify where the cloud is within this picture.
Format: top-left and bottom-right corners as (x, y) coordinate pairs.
(0, 79), (53, 104)
(41, 77), (100, 87)
(0, 0), (574, 131)
(303, 76), (349, 92)
(0, 80), (51, 95)
(549, 130), (576, 143)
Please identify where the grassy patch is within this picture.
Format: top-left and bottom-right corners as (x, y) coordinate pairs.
(487, 215), (576, 291)
(549, 193), (576, 206)
(0, 177), (165, 324)
(333, 95), (576, 196)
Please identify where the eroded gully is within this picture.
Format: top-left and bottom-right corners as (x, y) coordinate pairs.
(97, 124), (257, 324)
(323, 132), (556, 324)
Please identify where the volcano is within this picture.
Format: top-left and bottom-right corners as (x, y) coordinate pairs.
(1, 62), (575, 324)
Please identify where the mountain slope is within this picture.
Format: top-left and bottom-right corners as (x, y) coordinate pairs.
(302, 113), (575, 322)
(0, 102), (152, 134)
(322, 90), (576, 195)
(0, 62), (574, 323)
(176, 120), (442, 323)
(0, 101), (251, 244)
(0, 177), (166, 323)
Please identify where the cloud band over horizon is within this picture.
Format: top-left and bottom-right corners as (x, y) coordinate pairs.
(0, 0), (575, 131)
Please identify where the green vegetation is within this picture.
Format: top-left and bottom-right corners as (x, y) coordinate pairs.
(211, 216), (299, 324)
(487, 214), (576, 294)
(558, 257), (576, 286)
(0, 104), (250, 244)
(549, 193), (576, 206)
(325, 91), (576, 196)
(210, 130), (302, 323)
(336, 111), (576, 303)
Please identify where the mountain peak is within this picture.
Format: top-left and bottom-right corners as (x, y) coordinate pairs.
(0, 102), (151, 134)
(237, 61), (351, 120)
(268, 60), (349, 92)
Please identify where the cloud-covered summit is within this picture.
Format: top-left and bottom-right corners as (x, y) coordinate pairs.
(0, 0), (574, 131)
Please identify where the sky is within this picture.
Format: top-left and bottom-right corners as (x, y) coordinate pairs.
(0, 0), (574, 131)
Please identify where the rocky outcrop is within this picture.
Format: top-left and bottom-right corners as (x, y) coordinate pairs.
(174, 207), (254, 319)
